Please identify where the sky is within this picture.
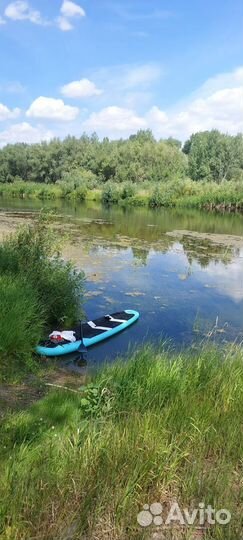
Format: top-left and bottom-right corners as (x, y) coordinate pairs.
(0, 0), (242, 145)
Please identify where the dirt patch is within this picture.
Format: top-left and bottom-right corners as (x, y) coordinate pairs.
(0, 368), (86, 418)
(0, 383), (44, 416)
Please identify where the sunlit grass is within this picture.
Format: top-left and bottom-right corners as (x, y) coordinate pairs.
(1, 344), (243, 539)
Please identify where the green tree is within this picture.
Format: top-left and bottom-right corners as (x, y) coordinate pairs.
(183, 130), (243, 182)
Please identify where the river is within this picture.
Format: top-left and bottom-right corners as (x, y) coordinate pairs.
(0, 198), (243, 369)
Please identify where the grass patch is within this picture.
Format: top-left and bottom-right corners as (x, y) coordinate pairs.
(0, 344), (243, 538)
(0, 275), (44, 382)
(0, 215), (85, 381)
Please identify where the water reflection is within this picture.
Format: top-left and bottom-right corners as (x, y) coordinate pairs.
(0, 199), (243, 367)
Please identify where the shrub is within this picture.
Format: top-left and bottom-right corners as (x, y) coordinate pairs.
(149, 185), (175, 207)
(101, 183), (121, 204)
(68, 184), (87, 201)
(0, 215), (85, 327)
(120, 182), (135, 200)
(58, 169), (97, 199)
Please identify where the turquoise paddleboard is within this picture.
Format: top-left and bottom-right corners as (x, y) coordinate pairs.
(36, 309), (139, 357)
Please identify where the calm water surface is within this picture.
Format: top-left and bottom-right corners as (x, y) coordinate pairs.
(1, 198), (243, 369)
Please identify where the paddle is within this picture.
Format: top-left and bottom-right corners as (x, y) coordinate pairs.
(75, 320), (88, 364)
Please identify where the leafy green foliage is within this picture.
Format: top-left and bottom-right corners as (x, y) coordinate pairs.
(79, 383), (114, 417)
(57, 168), (97, 200)
(120, 182), (135, 200)
(0, 216), (85, 380)
(0, 129), (242, 209)
(0, 130), (188, 186)
(0, 215), (84, 327)
(183, 130), (243, 182)
(101, 182), (120, 204)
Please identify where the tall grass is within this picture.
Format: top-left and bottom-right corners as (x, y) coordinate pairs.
(0, 215), (85, 380)
(1, 179), (243, 211)
(1, 344), (243, 539)
(149, 179), (243, 209)
(0, 181), (63, 200)
(0, 275), (44, 381)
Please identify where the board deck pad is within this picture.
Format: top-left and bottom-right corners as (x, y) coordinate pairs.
(77, 311), (135, 339)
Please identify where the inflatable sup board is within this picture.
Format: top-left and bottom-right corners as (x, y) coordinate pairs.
(36, 309), (139, 357)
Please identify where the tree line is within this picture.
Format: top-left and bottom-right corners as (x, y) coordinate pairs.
(0, 129), (242, 186)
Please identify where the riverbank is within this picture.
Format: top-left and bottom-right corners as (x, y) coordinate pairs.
(1, 179), (243, 211)
(0, 216), (85, 383)
(1, 343), (243, 539)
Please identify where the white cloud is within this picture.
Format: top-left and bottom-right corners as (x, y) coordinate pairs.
(57, 0), (85, 31)
(80, 66), (243, 139)
(191, 67), (243, 99)
(61, 78), (102, 98)
(26, 96), (79, 121)
(60, 0), (85, 18)
(4, 1), (47, 25)
(3, 0), (85, 30)
(83, 106), (146, 135)
(0, 103), (20, 121)
(56, 16), (73, 31)
(195, 253), (243, 303)
(146, 106), (168, 125)
(0, 122), (53, 146)
(1, 66), (243, 144)
(145, 66), (243, 140)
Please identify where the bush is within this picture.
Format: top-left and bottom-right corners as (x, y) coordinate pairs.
(58, 169), (97, 199)
(0, 215), (85, 327)
(101, 183), (121, 204)
(120, 182), (135, 200)
(68, 184), (87, 201)
(149, 184), (175, 207)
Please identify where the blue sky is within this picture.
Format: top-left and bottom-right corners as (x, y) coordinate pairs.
(0, 0), (242, 144)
